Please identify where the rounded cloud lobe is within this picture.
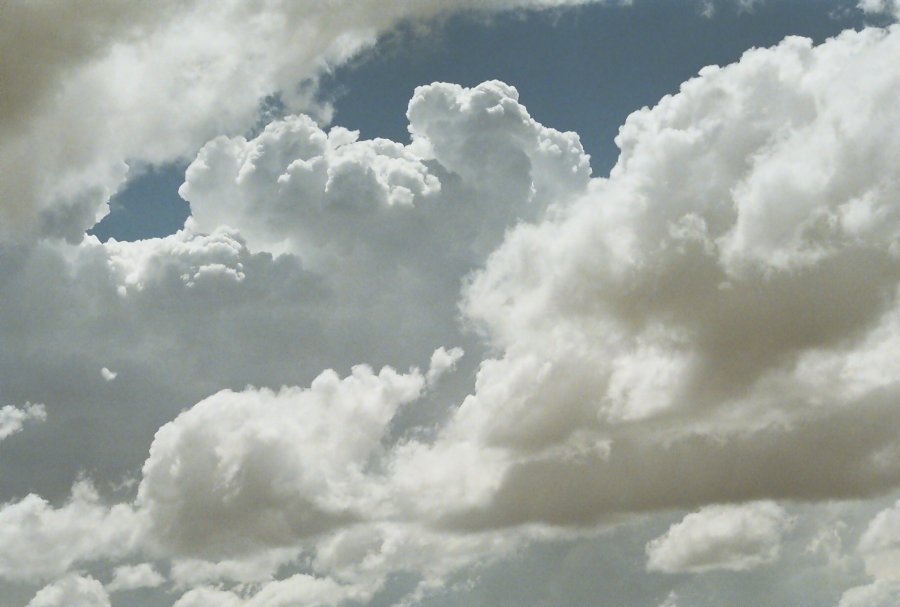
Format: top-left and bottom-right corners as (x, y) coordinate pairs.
(645, 502), (793, 574)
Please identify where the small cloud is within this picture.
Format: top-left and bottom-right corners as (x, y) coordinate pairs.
(646, 502), (793, 574)
(101, 367), (118, 382)
(426, 346), (464, 387)
(106, 563), (165, 593)
(0, 403), (46, 442)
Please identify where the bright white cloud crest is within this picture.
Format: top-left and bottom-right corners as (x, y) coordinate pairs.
(645, 502), (793, 573)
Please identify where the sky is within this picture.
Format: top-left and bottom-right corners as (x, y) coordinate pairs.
(1, 1), (899, 607)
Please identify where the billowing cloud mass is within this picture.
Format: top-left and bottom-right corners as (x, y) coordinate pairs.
(1, 3), (899, 607)
(0, 403), (45, 442)
(388, 25), (900, 531)
(180, 80), (590, 263)
(0, 480), (139, 582)
(0, 0), (601, 241)
(645, 502), (793, 573)
(138, 363), (428, 558)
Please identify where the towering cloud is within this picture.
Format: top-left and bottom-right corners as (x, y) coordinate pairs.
(389, 25), (900, 529)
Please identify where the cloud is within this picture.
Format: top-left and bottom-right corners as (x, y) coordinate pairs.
(137, 361), (429, 559)
(0, 480), (140, 583)
(0, 0), (602, 241)
(172, 574), (367, 607)
(843, 499), (900, 604)
(180, 80), (590, 263)
(645, 502), (793, 573)
(0, 403), (46, 442)
(26, 574), (110, 607)
(859, 0), (900, 18)
(837, 579), (900, 607)
(1, 11), (899, 607)
(384, 26), (900, 530)
(105, 563), (165, 593)
(0, 82), (589, 507)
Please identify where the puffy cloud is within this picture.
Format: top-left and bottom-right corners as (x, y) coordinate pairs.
(172, 575), (366, 607)
(0, 82), (589, 506)
(645, 502), (793, 573)
(837, 579), (900, 607)
(26, 575), (110, 607)
(855, 499), (900, 584)
(137, 361), (429, 558)
(859, 0), (900, 18)
(105, 563), (165, 593)
(384, 26), (900, 530)
(0, 403), (45, 442)
(181, 80), (590, 263)
(0, 480), (140, 582)
(0, 0), (601, 241)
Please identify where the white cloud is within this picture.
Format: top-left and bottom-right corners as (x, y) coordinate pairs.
(0, 403), (46, 442)
(137, 361), (428, 558)
(26, 574), (110, 607)
(838, 579), (900, 607)
(105, 563), (165, 593)
(381, 26), (900, 531)
(0, 9), (898, 607)
(645, 502), (793, 573)
(0, 81), (590, 509)
(859, 0), (900, 18)
(0, 0), (602, 241)
(0, 480), (141, 583)
(426, 347), (465, 387)
(851, 498), (900, 592)
(180, 81), (590, 264)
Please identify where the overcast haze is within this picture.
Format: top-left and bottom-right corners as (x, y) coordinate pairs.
(1, 1), (899, 606)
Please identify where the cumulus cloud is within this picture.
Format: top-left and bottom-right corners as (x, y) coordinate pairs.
(2, 7), (899, 607)
(180, 80), (590, 264)
(105, 563), (165, 593)
(172, 574), (367, 607)
(26, 574), (110, 607)
(859, 500), (900, 577)
(0, 403), (46, 442)
(859, 0), (900, 18)
(0, 0), (601, 241)
(383, 26), (900, 531)
(645, 502), (793, 573)
(0, 82), (589, 506)
(138, 359), (434, 558)
(0, 480), (140, 582)
(837, 579), (900, 607)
